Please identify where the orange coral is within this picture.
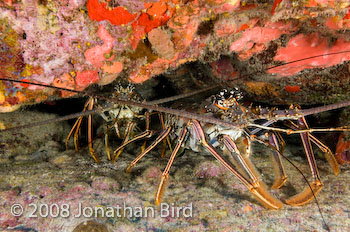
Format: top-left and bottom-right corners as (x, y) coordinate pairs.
(146, 1), (167, 18)
(76, 70), (99, 88)
(130, 2), (173, 50)
(129, 24), (146, 50)
(53, 73), (76, 97)
(213, 0), (240, 14)
(129, 56), (178, 83)
(101, 61), (123, 74)
(3, 0), (13, 6)
(87, 0), (137, 25)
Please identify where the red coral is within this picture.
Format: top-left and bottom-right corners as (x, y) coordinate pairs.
(271, 0), (282, 15)
(129, 24), (146, 50)
(87, 0), (137, 25)
(146, 1), (167, 18)
(138, 13), (171, 34)
(344, 8), (350, 20)
(284, 85), (300, 93)
(19, 79), (30, 88)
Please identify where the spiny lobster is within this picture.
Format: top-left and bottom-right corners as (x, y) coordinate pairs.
(1, 77), (349, 211)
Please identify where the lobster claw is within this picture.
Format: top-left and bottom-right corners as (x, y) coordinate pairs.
(189, 120), (283, 209)
(249, 180), (284, 209)
(285, 181), (323, 206)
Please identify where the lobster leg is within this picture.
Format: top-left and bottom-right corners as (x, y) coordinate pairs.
(309, 134), (339, 175)
(104, 124), (112, 161)
(223, 135), (260, 182)
(112, 129), (154, 162)
(141, 111), (150, 152)
(72, 116), (84, 151)
(268, 133), (288, 189)
(189, 120), (283, 209)
(87, 98), (99, 163)
(155, 127), (188, 205)
(113, 121), (136, 161)
(126, 126), (172, 172)
(285, 117), (323, 206)
(65, 97), (92, 151)
(158, 113), (173, 157)
(286, 120), (339, 175)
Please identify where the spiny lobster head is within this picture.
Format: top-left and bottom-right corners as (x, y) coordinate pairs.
(212, 88), (243, 110)
(114, 83), (140, 101)
(203, 87), (245, 122)
(112, 83), (143, 116)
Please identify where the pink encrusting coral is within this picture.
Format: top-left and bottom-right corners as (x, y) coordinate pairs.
(212, 0), (240, 14)
(84, 24), (115, 68)
(211, 56), (237, 81)
(268, 33), (350, 76)
(230, 21), (296, 60)
(7, 0), (96, 84)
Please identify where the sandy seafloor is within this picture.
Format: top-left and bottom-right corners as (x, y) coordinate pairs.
(0, 109), (349, 232)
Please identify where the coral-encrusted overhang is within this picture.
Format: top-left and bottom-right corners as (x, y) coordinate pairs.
(2, 0), (350, 110)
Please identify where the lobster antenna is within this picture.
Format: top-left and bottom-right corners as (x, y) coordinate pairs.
(266, 50), (350, 71)
(148, 85), (219, 105)
(0, 107), (104, 132)
(0, 78), (82, 94)
(301, 101), (350, 116)
(0, 78), (219, 106)
(0, 96), (245, 132)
